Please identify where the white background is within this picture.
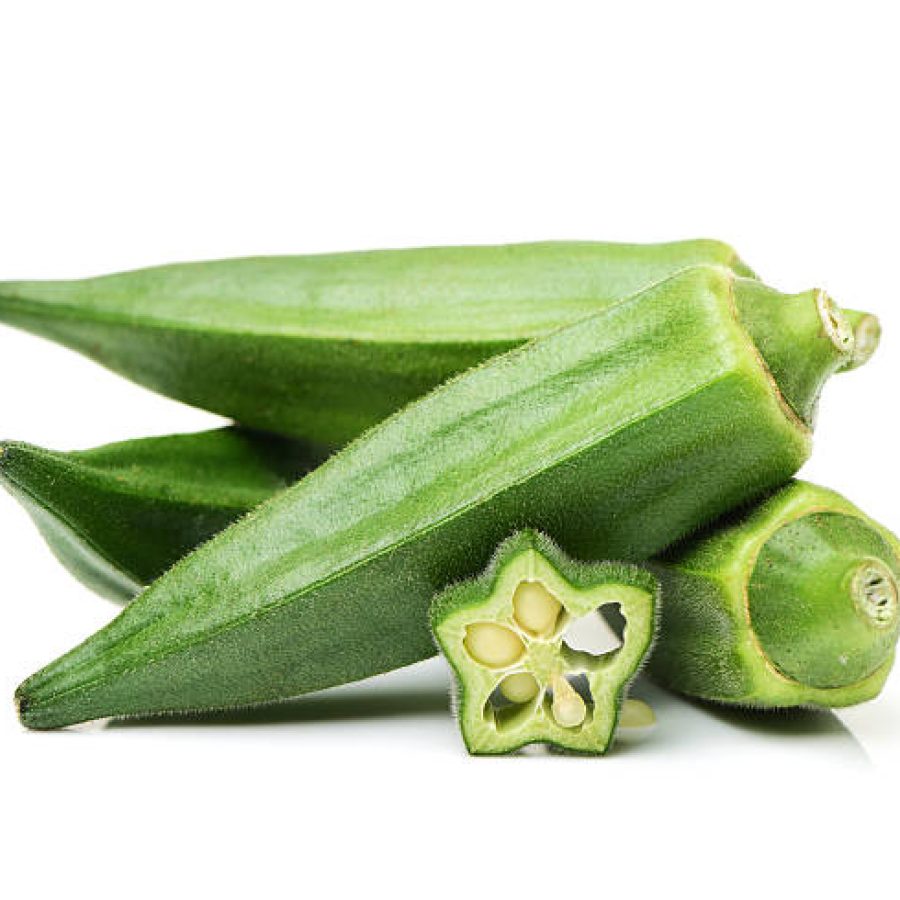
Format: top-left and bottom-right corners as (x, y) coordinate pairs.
(1, 1), (898, 897)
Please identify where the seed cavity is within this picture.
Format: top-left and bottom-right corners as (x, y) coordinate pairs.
(562, 604), (623, 657)
(464, 622), (525, 668)
(512, 581), (562, 637)
(550, 674), (587, 728)
(499, 672), (540, 704)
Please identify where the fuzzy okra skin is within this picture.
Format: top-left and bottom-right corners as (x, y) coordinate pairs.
(430, 531), (657, 755)
(649, 481), (900, 707)
(0, 240), (756, 445)
(0, 429), (330, 601)
(15, 266), (849, 729)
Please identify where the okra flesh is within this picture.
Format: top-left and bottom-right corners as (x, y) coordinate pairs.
(649, 481), (900, 707)
(431, 532), (657, 755)
(15, 266), (845, 729)
(0, 241), (755, 445)
(0, 429), (327, 600)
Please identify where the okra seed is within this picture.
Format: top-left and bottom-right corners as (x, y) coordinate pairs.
(619, 698), (656, 729)
(464, 623), (525, 668)
(499, 672), (540, 704)
(512, 581), (562, 636)
(550, 674), (586, 728)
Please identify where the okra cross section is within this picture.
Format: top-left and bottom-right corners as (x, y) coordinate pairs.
(431, 532), (657, 755)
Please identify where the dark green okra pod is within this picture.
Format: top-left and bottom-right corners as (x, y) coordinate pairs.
(15, 266), (850, 728)
(0, 429), (329, 600)
(430, 531), (657, 755)
(650, 480), (900, 707)
(0, 240), (760, 445)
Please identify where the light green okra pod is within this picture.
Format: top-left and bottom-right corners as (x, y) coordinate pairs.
(649, 480), (900, 707)
(3, 238), (866, 447)
(430, 531), (658, 755)
(14, 266), (850, 729)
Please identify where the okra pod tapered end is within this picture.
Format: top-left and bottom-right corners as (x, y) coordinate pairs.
(650, 480), (900, 708)
(430, 531), (658, 755)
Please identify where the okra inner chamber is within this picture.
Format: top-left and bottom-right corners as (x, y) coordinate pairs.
(431, 532), (657, 755)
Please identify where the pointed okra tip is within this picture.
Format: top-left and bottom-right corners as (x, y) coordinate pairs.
(430, 530), (658, 756)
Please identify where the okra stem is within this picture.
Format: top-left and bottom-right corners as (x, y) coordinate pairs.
(733, 280), (853, 425)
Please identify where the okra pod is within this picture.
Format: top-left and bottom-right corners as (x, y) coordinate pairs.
(15, 266), (850, 728)
(0, 240), (759, 445)
(430, 531), (657, 755)
(0, 428), (329, 600)
(649, 480), (899, 707)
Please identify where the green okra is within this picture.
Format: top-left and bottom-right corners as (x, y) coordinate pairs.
(0, 240), (760, 446)
(0, 428), (330, 601)
(15, 266), (851, 729)
(430, 531), (657, 755)
(649, 480), (900, 707)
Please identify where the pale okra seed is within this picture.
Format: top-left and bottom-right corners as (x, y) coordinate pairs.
(464, 623), (526, 668)
(550, 674), (587, 728)
(499, 672), (540, 704)
(512, 581), (562, 636)
(618, 698), (656, 730)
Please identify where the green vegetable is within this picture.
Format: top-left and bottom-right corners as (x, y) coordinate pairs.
(15, 266), (851, 729)
(0, 429), (329, 601)
(0, 240), (758, 445)
(430, 531), (657, 755)
(649, 480), (900, 707)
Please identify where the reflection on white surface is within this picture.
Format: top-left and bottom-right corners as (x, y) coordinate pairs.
(101, 656), (868, 765)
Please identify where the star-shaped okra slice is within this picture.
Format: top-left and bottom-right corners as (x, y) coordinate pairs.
(430, 530), (658, 755)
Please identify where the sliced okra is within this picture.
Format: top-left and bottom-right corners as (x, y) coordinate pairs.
(430, 531), (657, 755)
